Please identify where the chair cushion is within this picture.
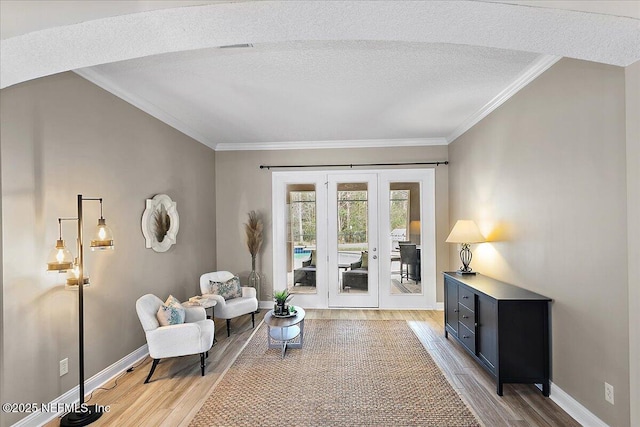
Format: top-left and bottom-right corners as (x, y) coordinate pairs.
(208, 276), (242, 300)
(361, 251), (368, 269)
(214, 295), (258, 319)
(156, 295), (186, 326)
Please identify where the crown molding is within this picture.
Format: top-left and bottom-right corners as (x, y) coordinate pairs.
(446, 54), (561, 144)
(215, 138), (448, 151)
(74, 68), (218, 150)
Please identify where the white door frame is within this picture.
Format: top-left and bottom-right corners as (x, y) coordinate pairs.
(327, 172), (379, 308)
(378, 169), (437, 309)
(272, 172), (328, 308)
(272, 168), (436, 310)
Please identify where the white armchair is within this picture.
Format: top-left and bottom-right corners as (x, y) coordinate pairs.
(136, 294), (215, 383)
(200, 271), (258, 337)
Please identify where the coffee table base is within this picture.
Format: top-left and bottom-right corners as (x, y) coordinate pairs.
(267, 321), (305, 358)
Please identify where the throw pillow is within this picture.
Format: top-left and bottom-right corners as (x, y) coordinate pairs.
(165, 294), (181, 308)
(156, 295), (186, 326)
(208, 276), (242, 300)
(361, 251), (368, 269)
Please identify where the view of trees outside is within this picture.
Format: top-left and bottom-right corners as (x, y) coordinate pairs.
(390, 190), (410, 233)
(290, 191), (316, 247)
(289, 189), (409, 249)
(337, 190), (368, 244)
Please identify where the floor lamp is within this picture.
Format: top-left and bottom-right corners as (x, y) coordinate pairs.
(46, 195), (114, 426)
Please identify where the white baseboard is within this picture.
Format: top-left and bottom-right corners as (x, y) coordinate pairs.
(550, 382), (609, 427)
(259, 300), (272, 310)
(12, 345), (149, 427)
(259, 301), (445, 310)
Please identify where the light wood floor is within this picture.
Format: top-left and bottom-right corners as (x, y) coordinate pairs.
(45, 310), (579, 427)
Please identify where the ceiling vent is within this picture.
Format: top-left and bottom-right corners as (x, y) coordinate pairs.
(219, 43), (254, 49)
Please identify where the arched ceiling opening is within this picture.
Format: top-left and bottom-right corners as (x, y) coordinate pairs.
(2, 1), (638, 149)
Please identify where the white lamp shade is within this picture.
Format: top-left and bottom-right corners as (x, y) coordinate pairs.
(446, 220), (485, 244)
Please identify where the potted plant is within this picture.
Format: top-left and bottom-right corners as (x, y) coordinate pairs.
(273, 290), (293, 315)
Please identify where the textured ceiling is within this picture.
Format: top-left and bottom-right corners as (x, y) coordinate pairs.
(2, 1), (638, 150)
(85, 41), (540, 148)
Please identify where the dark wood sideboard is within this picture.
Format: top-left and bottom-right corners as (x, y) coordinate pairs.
(443, 272), (552, 396)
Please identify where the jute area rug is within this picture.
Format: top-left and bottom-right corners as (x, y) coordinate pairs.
(190, 320), (480, 427)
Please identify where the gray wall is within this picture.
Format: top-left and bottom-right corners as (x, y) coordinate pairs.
(626, 60), (640, 427)
(0, 72), (217, 426)
(0, 119), (4, 421)
(448, 59), (629, 426)
(214, 146), (449, 302)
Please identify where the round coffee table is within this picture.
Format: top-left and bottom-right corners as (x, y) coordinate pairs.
(264, 307), (306, 358)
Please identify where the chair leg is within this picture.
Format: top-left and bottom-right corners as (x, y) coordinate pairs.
(144, 359), (160, 384)
(226, 319), (231, 337)
(200, 353), (206, 376)
(251, 312), (255, 328)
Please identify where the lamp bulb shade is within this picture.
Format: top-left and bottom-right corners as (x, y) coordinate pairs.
(65, 262), (90, 288)
(47, 239), (74, 272)
(91, 218), (114, 251)
(445, 220), (485, 244)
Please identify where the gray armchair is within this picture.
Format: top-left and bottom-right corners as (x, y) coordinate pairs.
(293, 251), (316, 286)
(342, 252), (368, 290)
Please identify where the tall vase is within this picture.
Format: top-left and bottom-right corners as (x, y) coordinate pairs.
(248, 255), (261, 311)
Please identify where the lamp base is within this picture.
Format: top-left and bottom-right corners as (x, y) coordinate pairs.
(456, 270), (477, 275)
(60, 405), (103, 427)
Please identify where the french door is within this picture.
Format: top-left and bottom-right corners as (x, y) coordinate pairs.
(327, 173), (378, 307)
(272, 169), (435, 310)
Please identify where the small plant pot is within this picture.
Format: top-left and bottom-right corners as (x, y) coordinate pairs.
(274, 302), (287, 316)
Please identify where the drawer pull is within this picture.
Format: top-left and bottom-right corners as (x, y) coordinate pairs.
(462, 335), (470, 339)
(462, 296), (469, 299)
(462, 315), (469, 319)
(454, 309), (459, 312)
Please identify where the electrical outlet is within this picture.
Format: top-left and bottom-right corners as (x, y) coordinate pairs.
(60, 358), (68, 376)
(604, 382), (614, 405)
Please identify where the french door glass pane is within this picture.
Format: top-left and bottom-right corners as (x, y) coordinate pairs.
(287, 185), (317, 294)
(390, 182), (421, 294)
(337, 183), (369, 294)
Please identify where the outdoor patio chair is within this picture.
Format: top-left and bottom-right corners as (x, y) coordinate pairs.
(293, 251), (316, 286)
(399, 243), (419, 283)
(342, 252), (368, 290)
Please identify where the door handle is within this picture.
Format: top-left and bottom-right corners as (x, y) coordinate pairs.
(372, 255), (378, 260)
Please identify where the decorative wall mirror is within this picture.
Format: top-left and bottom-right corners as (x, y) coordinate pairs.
(141, 194), (179, 252)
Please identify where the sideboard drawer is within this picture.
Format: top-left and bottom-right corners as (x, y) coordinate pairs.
(459, 286), (475, 310)
(458, 304), (475, 332)
(458, 323), (476, 353)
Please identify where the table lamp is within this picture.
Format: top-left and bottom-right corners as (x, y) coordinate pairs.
(446, 220), (485, 274)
